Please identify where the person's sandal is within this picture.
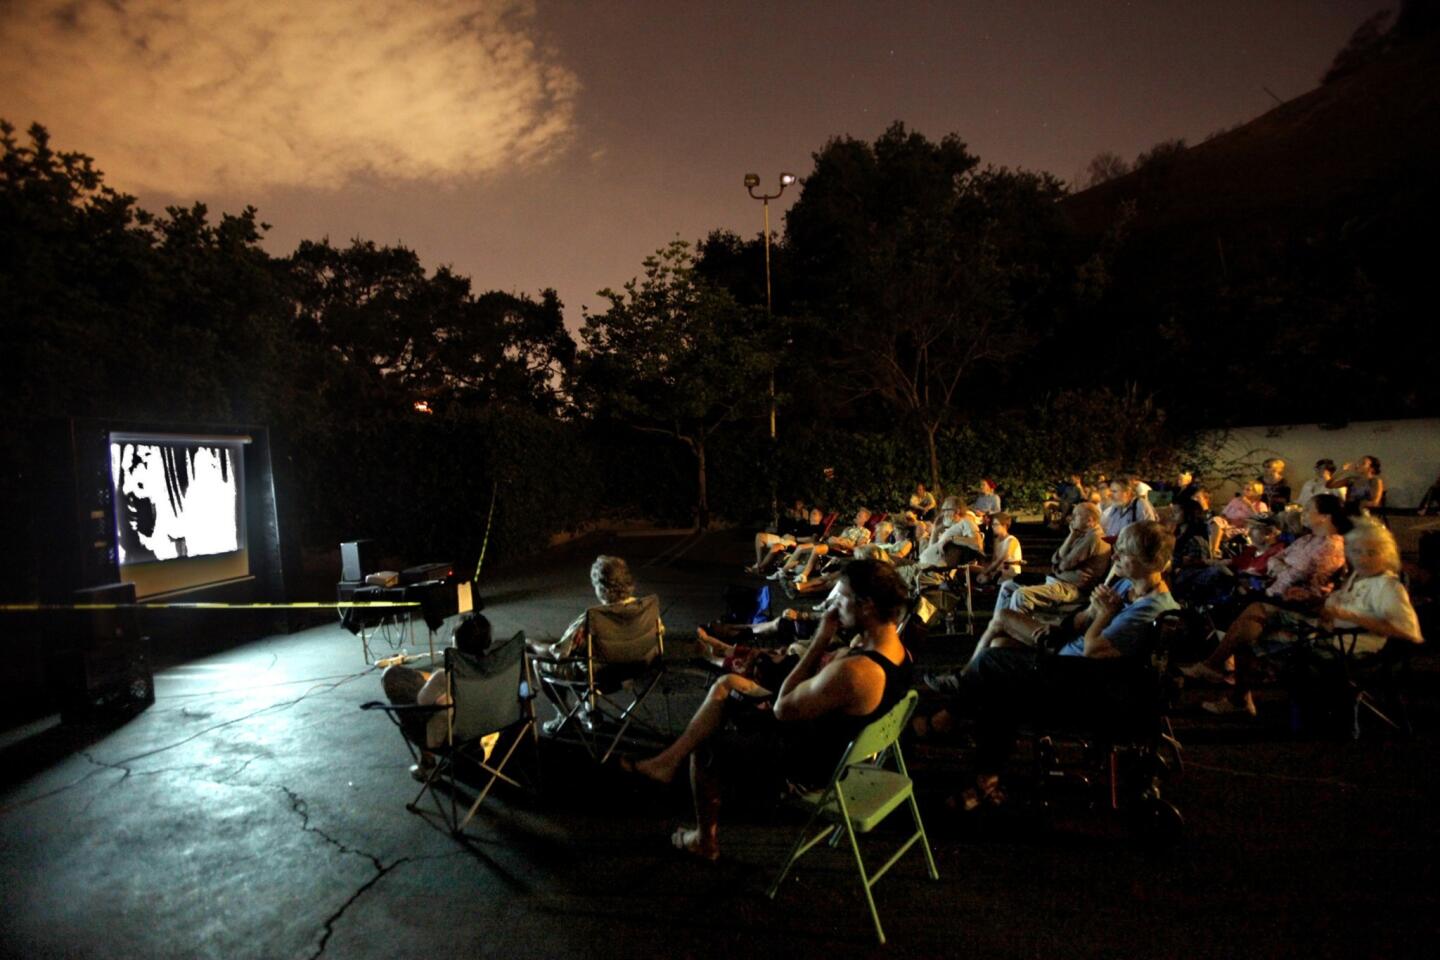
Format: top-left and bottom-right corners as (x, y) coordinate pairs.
(976, 774), (1006, 806)
(409, 753), (438, 782)
(948, 775), (1006, 813)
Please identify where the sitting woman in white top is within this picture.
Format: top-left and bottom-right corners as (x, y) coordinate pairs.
(974, 513), (1022, 585)
(1182, 518), (1419, 716)
(1321, 521), (1423, 654)
(1298, 459), (1343, 508)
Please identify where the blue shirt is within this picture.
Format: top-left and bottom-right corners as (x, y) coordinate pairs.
(1058, 579), (1180, 658)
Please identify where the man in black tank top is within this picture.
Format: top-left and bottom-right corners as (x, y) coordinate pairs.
(625, 559), (911, 861)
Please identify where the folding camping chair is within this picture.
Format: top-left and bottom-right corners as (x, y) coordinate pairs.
(1286, 622), (1422, 740)
(767, 690), (939, 945)
(361, 630), (536, 835)
(533, 594), (666, 763)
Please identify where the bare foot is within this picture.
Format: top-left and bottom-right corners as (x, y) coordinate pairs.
(695, 627), (733, 659)
(912, 708), (955, 739)
(621, 755), (677, 785)
(670, 826), (719, 862)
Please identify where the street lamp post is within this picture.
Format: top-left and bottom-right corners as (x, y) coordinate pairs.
(744, 172), (796, 530)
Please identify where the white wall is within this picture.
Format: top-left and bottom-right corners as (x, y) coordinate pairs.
(1208, 418), (1440, 507)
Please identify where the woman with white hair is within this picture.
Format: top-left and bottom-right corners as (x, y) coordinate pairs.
(1185, 520), (1421, 715)
(1320, 521), (1422, 655)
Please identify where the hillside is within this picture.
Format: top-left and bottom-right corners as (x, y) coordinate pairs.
(1063, 32), (1440, 239)
(1051, 30), (1440, 426)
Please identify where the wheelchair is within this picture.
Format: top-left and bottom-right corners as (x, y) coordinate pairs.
(1013, 611), (1191, 843)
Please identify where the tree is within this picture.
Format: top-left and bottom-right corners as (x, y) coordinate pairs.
(415, 285), (574, 416)
(784, 122), (1074, 487)
(1081, 151), (1131, 189)
(286, 240), (574, 417)
(1133, 138), (1187, 171)
(571, 240), (770, 528)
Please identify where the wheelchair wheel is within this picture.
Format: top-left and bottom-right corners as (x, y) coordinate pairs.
(1128, 796), (1184, 845)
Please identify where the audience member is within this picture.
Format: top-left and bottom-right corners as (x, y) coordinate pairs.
(749, 505), (824, 574)
(909, 482), (938, 520)
(530, 555), (659, 733)
(925, 521), (1176, 804)
(1261, 458), (1291, 511)
(1298, 459), (1342, 508)
(916, 499), (984, 569)
(1222, 480), (1270, 526)
(1330, 455), (1385, 516)
(1101, 478), (1157, 539)
(773, 507), (873, 584)
(1419, 472), (1440, 516)
(623, 559), (912, 861)
(1171, 467), (1201, 508)
(382, 613), (495, 779)
(994, 502), (1111, 615)
(1183, 520), (1420, 716)
(1261, 494), (1350, 604)
(1094, 474), (1115, 511)
(972, 479), (1001, 519)
(974, 513), (1022, 585)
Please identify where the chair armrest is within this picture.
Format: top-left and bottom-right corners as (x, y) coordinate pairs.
(527, 652), (581, 668)
(359, 701), (448, 715)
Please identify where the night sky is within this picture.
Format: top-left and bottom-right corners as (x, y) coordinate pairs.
(1, 0), (1380, 325)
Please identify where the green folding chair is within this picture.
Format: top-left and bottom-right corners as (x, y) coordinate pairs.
(767, 689), (939, 945)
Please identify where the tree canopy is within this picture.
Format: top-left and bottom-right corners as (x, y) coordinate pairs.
(782, 122), (1077, 486)
(571, 239), (772, 526)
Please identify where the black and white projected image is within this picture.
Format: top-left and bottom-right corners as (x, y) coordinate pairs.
(110, 441), (241, 564)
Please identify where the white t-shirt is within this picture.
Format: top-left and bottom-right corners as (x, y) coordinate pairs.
(919, 517), (981, 568)
(1324, 571), (1422, 655)
(1298, 478), (1344, 506)
(992, 534), (1023, 576)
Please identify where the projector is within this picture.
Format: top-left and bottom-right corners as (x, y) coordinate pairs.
(400, 562), (454, 585)
(365, 570), (400, 588)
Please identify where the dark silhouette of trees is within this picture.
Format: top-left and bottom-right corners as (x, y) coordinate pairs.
(287, 240), (573, 417)
(1082, 151), (1131, 188)
(571, 239), (770, 528)
(783, 122), (1075, 487)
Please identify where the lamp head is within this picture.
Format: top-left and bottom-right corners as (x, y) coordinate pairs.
(779, 172), (797, 186)
(744, 173), (760, 188)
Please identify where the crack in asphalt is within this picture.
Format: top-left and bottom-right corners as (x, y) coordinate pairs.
(307, 856), (410, 960)
(80, 749), (133, 780)
(281, 786), (386, 871)
(280, 784), (434, 960)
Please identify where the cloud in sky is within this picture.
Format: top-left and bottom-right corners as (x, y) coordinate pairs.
(0, 0), (579, 194)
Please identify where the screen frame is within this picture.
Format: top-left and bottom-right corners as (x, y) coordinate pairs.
(107, 431), (253, 598)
